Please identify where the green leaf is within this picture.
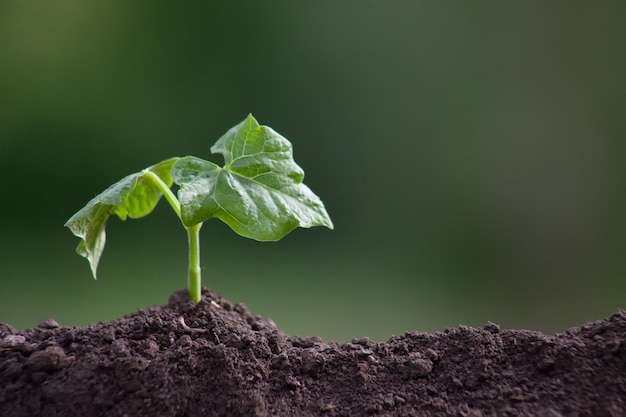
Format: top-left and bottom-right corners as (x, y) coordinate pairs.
(64, 158), (179, 278)
(171, 114), (334, 240)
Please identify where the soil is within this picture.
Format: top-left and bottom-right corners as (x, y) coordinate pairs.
(1, 289), (625, 417)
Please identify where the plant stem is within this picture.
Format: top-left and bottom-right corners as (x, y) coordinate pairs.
(143, 170), (181, 218)
(144, 169), (203, 303)
(187, 223), (202, 303)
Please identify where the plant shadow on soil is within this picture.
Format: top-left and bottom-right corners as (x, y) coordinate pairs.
(1, 288), (625, 417)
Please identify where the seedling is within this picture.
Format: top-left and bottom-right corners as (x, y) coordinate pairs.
(65, 115), (334, 302)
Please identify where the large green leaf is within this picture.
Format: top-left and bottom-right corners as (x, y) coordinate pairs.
(172, 114), (333, 240)
(64, 158), (178, 278)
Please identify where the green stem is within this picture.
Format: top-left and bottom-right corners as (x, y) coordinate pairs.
(143, 170), (181, 218)
(144, 169), (203, 303)
(187, 223), (202, 303)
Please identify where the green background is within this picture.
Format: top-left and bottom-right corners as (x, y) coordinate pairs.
(1, 2), (625, 342)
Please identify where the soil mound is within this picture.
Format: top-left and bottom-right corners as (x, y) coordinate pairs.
(1, 289), (625, 416)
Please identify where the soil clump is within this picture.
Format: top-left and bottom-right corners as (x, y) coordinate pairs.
(1, 289), (625, 416)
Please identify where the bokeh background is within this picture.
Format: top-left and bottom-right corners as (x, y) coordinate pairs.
(1, 2), (624, 342)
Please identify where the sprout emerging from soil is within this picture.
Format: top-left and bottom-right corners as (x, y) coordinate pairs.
(65, 114), (334, 302)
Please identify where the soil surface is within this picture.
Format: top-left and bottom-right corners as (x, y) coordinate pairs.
(1, 289), (625, 417)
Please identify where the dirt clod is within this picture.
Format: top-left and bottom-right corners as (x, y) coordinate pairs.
(27, 345), (69, 371)
(1, 289), (625, 416)
(0, 334), (26, 349)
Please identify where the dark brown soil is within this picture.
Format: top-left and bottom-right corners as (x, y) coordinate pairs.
(1, 289), (625, 417)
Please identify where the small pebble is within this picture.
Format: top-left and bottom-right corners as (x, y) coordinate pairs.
(38, 318), (60, 329)
(394, 395), (406, 404)
(366, 355), (379, 365)
(483, 322), (500, 334)
(352, 337), (374, 348)
(0, 334), (26, 348)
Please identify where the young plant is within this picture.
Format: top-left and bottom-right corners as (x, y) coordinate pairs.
(65, 115), (334, 302)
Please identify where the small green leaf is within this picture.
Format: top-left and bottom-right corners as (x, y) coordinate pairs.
(172, 114), (333, 240)
(65, 158), (179, 278)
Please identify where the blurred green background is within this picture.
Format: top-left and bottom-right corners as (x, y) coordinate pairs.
(1, 2), (625, 342)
